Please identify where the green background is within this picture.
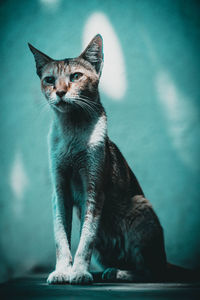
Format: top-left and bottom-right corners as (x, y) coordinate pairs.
(0, 0), (200, 282)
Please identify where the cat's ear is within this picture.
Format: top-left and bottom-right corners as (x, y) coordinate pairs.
(79, 34), (103, 75)
(28, 43), (53, 77)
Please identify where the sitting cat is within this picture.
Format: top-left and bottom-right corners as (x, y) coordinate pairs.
(29, 34), (167, 284)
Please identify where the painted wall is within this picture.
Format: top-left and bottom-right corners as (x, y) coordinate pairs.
(0, 0), (200, 282)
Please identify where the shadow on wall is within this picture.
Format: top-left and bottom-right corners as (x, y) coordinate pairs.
(0, 0), (200, 283)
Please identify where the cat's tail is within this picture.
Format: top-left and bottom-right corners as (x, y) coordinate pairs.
(165, 262), (200, 282)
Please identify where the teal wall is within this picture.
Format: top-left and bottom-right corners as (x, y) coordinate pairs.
(0, 0), (200, 282)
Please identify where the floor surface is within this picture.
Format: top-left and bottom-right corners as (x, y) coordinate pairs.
(0, 273), (200, 300)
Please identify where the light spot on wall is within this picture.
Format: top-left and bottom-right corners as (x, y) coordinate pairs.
(155, 71), (200, 170)
(83, 12), (127, 100)
(10, 152), (29, 215)
(40, 0), (61, 10)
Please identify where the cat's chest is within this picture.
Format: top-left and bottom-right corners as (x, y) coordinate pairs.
(49, 114), (107, 166)
(50, 132), (88, 163)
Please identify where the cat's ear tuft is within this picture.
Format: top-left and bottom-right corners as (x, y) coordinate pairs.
(79, 34), (104, 75)
(28, 43), (52, 77)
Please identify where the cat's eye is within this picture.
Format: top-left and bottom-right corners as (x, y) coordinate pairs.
(70, 72), (83, 82)
(44, 76), (55, 85)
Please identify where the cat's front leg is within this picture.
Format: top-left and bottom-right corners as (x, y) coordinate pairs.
(69, 144), (106, 284)
(47, 178), (73, 284)
(70, 188), (104, 285)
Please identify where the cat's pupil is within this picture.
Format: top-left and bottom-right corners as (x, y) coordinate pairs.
(70, 72), (83, 82)
(45, 76), (55, 84)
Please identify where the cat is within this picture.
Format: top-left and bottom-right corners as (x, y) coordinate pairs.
(28, 34), (168, 285)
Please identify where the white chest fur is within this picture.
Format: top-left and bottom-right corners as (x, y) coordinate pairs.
(88, 114), (107, 148)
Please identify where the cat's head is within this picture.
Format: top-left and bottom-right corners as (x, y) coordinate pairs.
(28, 35), (103, 113)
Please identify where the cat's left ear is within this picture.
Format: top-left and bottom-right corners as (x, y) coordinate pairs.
(79, 34), (104, 76)
(28, 43), (53, 77)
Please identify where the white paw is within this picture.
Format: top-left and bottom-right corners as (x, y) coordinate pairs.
(69, 269), (93, 285)
(47, 269), (71, 284)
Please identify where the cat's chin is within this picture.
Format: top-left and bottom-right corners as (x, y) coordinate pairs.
(51, 102), (69, 113)
(53, 106), (68, 113)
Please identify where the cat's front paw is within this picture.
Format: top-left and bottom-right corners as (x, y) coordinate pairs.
(69, 269), (93, 285)
(47, 269), (71, 284)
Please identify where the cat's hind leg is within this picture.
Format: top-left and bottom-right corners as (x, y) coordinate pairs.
(98, 195), (167, 283)
(102, 246), (153, 283)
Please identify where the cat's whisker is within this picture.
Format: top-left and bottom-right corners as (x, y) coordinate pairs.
(75, 95), (102, 107)
(79, 98), (101, 107)
(78, 101), (94, 116)
(39, 102), (50, 111)
(76, 100), (97, 116)
(49, 99), (56, 105)
(35, 99), (49, 111)
(31, 102), (50, 124)
(68, 96), (96, 114)
(69, 95), (101, 106)
(69, 96), (102, 116)
(77, 99), (97, 116)
(74, 101), (92, 117)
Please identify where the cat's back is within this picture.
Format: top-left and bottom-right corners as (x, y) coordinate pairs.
(104, 138), (144, 199)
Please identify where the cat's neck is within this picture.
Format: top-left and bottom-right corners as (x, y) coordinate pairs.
(52, 93), (105, 134)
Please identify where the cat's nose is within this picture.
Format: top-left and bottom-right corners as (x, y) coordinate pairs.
(56, 90), (66, 98)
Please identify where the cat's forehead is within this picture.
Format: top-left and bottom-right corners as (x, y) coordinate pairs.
(42, 58), (96, 77)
